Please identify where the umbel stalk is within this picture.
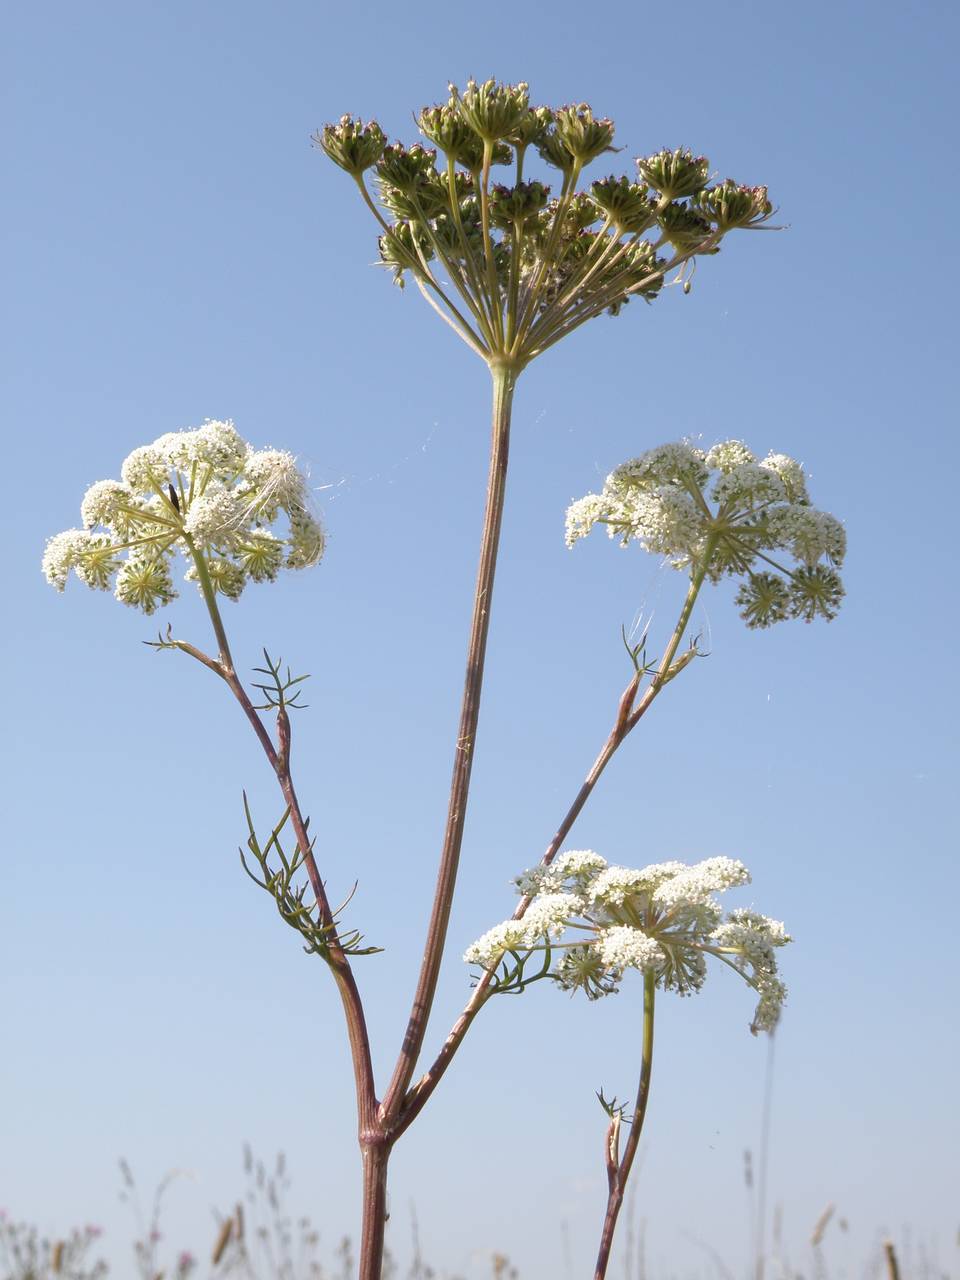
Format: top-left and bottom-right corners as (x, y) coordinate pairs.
(594, 970), (656, 1279)
(381, 361), (516, 1121)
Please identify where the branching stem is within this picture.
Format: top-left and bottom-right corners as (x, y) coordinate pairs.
(394, 540), (717, 1135)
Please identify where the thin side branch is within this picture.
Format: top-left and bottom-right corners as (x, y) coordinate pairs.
(183, 541), (379, 1131)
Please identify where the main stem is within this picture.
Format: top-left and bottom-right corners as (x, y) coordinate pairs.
(594, 970), (656, 1280)
(358, 1136), (391, 1280)
(381, 362), (516, 1122)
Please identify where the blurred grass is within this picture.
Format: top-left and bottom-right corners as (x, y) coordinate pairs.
(1, 1147), (952, 1280)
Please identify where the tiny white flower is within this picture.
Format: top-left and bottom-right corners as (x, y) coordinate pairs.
(463, 920), (529, 968)
(608, 442), (708, 493)
(80, 480), (137, 533)
(154, 420), (249, 477)
(597, 926), (665, 972)
(712, 462), (786, 510)
(519, 891), (583, 940)
(193, 419), (249, 475)
(769, 506), (846, 567)
(651, 856), (750, 907)
(286, 507), (325, 569)
(515, 849), (607, 896)
(759, 452), (807, 503)
(704, 439), (756, 473)
(153, 430), (200, 471)
(243, 449), (307, 520)
(709, 909), (790, 1032)
(725, 907), (789, 944)
(551, 849), (608, 876)
(183, 489), (247, 548)
(42, 530), (92, 591)
(590, 861), (686, 907)
(625, 486), (705, 559)
(120, 443), (166, 492)
(464, 893), (581, 970)
(750, 976), (788, 1033)
(564, 493), (606, 547)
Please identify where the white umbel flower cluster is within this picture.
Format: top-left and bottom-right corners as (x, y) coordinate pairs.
(42, 420), (324, 615)
(465, 850), (790, 1034)
(566, 439), (846, 628)
(464, 892), (584, 969)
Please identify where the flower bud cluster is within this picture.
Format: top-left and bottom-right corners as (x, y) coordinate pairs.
(42, 420), (324, 615)
(317, 81), (774, 360)
(454, 78), (531, 144)
(590, 176), (657, 234)
(316, 115), (386, 177)
(465, 850), (789, 1033)
(552, 104), (616, 164)
(566, 439), (846, 627)
(489, 180), (551, 229)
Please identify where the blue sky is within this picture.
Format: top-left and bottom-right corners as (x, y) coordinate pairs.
(3, 1), (958, 1276)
